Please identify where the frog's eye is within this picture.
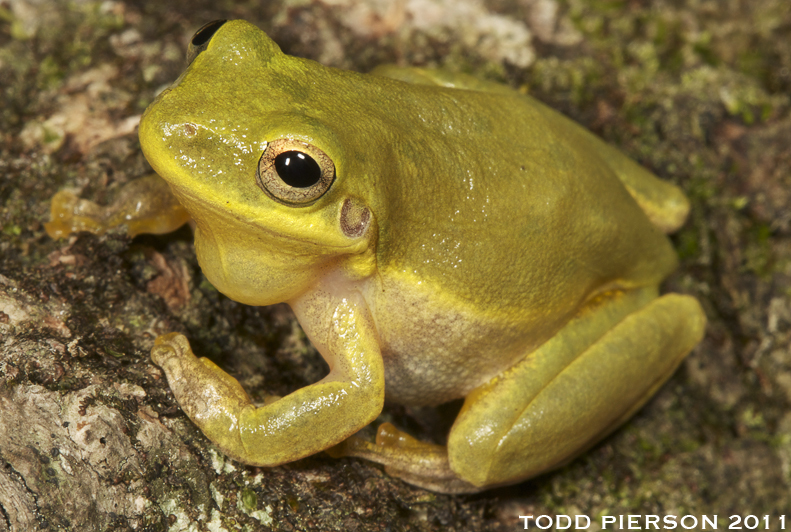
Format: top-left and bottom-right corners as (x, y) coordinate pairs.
(256, 139), (336, 206)
(186, 20), (227, 65)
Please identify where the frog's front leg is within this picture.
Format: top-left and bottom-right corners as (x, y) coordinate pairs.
(335, 287), (706, 493)
(46, 174), (190, 239)
(152, 294), (385, 465)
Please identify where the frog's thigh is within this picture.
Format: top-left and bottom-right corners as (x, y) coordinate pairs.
(448, 291), (706, 488)
(151, 295), (385, 466)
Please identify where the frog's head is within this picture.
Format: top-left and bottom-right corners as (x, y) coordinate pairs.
(139, 20), (377, 305)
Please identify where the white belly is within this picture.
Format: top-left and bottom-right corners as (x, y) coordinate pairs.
(364, 273), (537, 406)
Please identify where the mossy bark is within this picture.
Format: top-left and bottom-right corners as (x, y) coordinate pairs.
(1, 0), (790, 530)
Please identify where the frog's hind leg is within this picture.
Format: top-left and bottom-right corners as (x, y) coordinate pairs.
(334, 287), (705, 493)
(587, 138), (691, 233)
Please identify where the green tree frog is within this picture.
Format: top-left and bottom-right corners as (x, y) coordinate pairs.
(47, 20), (706, 493)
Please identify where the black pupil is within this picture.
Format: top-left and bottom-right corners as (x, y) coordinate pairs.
(192, 20), (227, 47)
(274, 151), (322, 188)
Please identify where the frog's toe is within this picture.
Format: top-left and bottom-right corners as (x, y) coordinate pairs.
(45, 190), (108, 239)
(151, 332), (192, 367)
(46, 175), (189, 240)
(325, 433), (374, 458)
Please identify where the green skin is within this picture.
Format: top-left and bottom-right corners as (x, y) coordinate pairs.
(83, 20), (705, 493)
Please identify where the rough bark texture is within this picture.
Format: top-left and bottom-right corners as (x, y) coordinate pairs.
(1, 0), (790, 531)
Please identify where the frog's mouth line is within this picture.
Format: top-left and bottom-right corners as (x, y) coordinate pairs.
(170, 183), (365, 254)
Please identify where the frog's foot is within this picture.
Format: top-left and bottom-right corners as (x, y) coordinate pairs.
(334, 289), (706, 493)
(151, 296), (385, 466)
(329, 423), (482, 493)
(46, 174), (190, 239)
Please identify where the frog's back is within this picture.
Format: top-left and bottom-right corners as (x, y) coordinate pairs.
(349, 78), (682, 404)
(362, 78), (678, 320)
(372, 66), (690, 233)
